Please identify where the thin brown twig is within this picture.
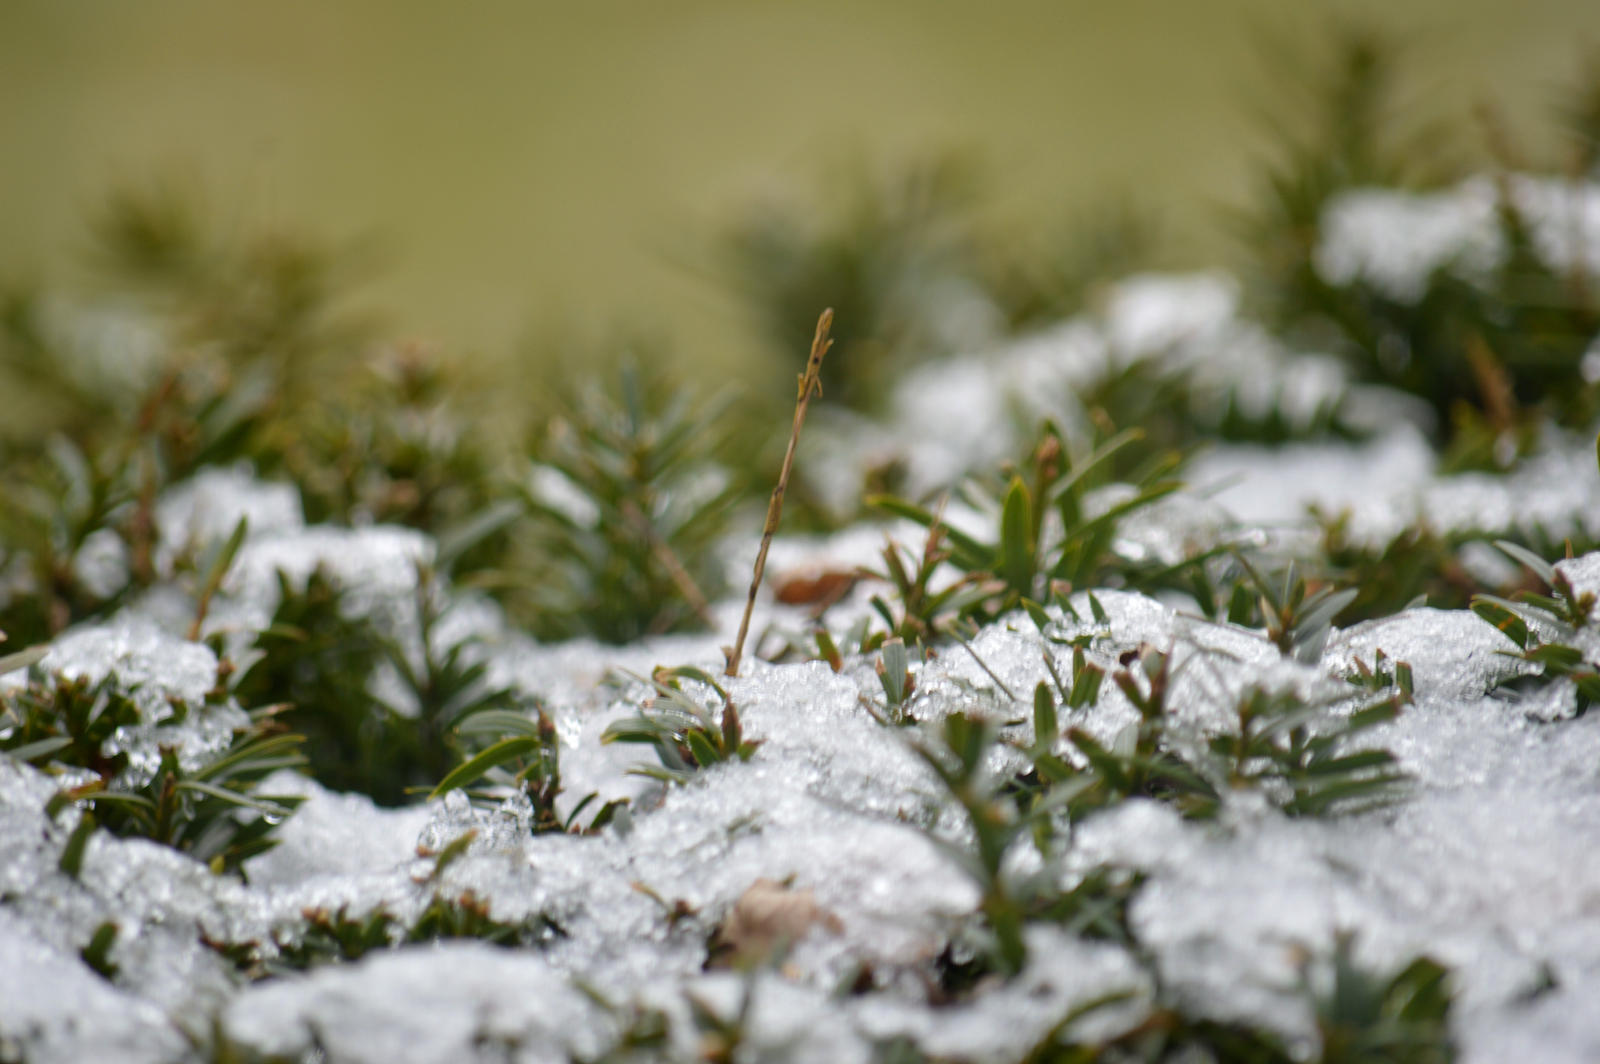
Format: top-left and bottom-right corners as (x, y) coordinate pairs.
(724, 308), (834, 677)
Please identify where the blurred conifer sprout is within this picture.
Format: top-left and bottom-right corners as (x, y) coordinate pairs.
(1238, 25), (1600, 469)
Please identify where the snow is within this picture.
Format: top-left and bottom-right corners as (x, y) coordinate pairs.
(0, 911), (189, 1064)
(1314, 175), (1600, 302)
(29, 296), (169, 401)
(241, 772), (435, 888)
(9, 523), (1600, 1062)
(1190, 425), (1600, 551)
(225, 524), (434, 627)
(1315, 179), (1504, 301)
(800, 271), (1355, 505)
(19, 614), (219, 712)
(1324, 607), (1530, 701)
(7, 271), (1600, 1061)
(1556, 552), (1600, 601)
(154, 463), (304, 574)
(222, 943), (610, 1064)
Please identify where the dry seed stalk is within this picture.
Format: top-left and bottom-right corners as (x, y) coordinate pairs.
(724, 308), (834, 676)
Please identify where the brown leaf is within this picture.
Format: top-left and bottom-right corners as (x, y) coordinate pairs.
(706, 878), (843, 969)
(772, 569), (859, 610)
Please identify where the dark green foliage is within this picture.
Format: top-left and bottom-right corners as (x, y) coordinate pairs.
(57, 812), (97, 879)
(1019, 648), (1222, 824)
(0, 192), (346, 644)
(579, 979), (785, 1064)
(0, 437), (138, 646)
(0, 374), (269, 646)
(872, 424), (1187, 626)
(1472, 542), (1600, 713)
(269, 906), (400, 973)
(1313, 512), (1478, 621)
(217, 892), (563, 980)
(1, 672), (145, 777)
(1310, 508), (1599, 625)
(1240, 27), (1599, 460)
(0, 183), (512, 648)
(366, 566), (544, 796)
(1030, 865), (1143, 949)
(712, 153), (985, 412)
(985, 200), (1163, 333)
(1328, 205), (1597, 470)
(1009, 933), (1453, 1064)
(231, 567), (389, 798)
(89, 181), (376, 398)
(1205, 687), (1408, 818)
(1346, 649), (1415, 700)
(1022, 1011), (1290, 1064)
(62, 725), (305, 874)
(1022, 647), (1410, 823)
(575, 993), (674, 1064)
(235, 563), (542, 806)
(80, 921), (120, 981)
(874, 638), (916, 714)
(1223, 555), (1359, 663)
(863, 522), (993, 648)
(273, 352), (512, 572)
(2, 667), (306, 873)
(510, 364), (741, 643)
(881, 893), (1454, 1064)
(1066, 354), (1357, 487)
(433, 702), (626, 836)
(1309, 935), (1455, 1064)
(1, 180), (372, 457)
(1238, 25), (1461, 335)
(407, 889), (563, 947)
(0, 339), (296, 643)
(1034, 643), (1107, 717)
(910, 712), (1040, 977)
(601, 666), (760, 784)
(430, 728), (557, 807)
(910, 641), (1411, 980)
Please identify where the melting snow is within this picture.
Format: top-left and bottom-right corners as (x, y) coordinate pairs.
(6, 265), (1600, 1061)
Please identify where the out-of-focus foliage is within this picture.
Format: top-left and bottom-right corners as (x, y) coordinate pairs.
(274, 349), (502, 537)
(508, 362), (742, 644)
(0, 185), (376, 645)
(711, 153), (990, 413)
(1239, 26), (1600, 467)
(983, 200), (1165, 333)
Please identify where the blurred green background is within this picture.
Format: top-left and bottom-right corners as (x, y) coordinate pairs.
(3, 0), (1597, 389)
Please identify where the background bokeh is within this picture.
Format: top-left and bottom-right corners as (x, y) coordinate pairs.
(3, 0), (1598, 390)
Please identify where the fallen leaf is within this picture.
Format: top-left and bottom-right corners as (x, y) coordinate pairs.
(707, 878), (843, 968)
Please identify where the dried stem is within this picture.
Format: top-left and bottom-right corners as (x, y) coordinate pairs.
(724, 308), (834, 677)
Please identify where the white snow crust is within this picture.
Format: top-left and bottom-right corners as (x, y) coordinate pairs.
(1315, 175), (1600, 302)
(6, 258), (1600, 1061)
